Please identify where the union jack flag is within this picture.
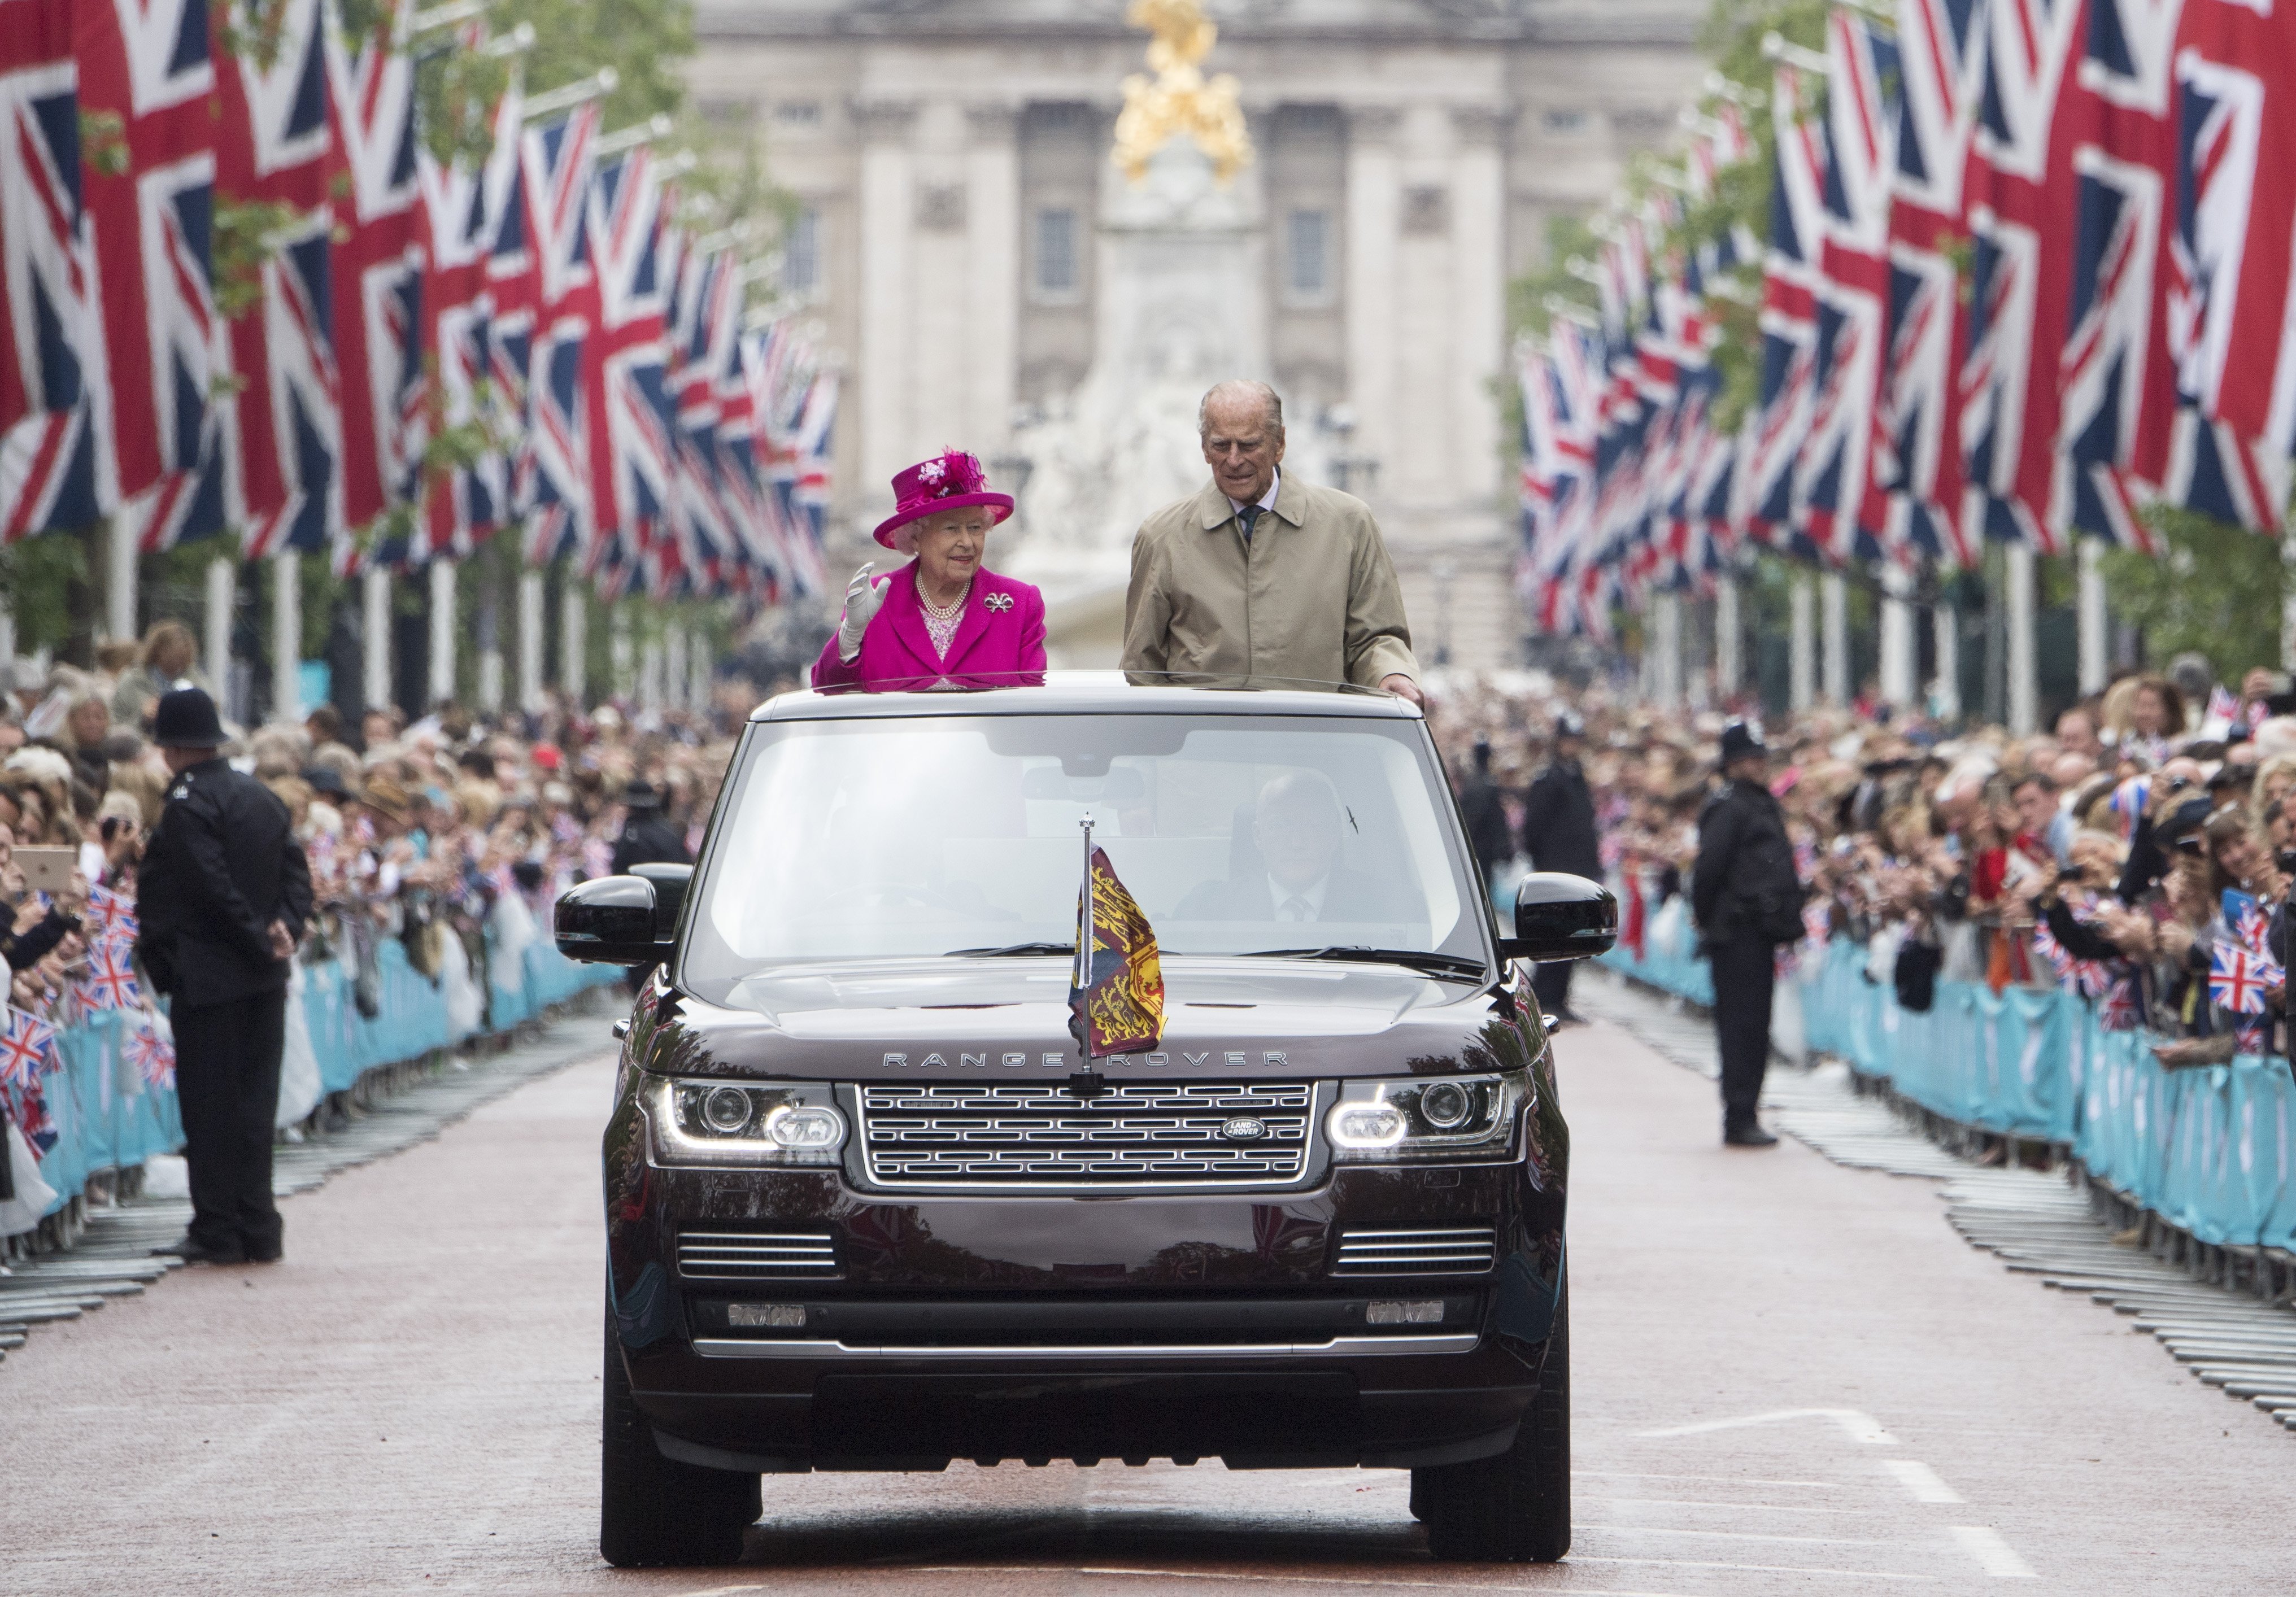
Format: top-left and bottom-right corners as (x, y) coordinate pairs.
(1880, 0), (1989, 567)
(0, 0), (104, 543)
(2223, 888), (2272, 957)
(75, 0), (225, 552)
(324, 4), (422, 551)
(125, 1016), (173, 1088)
(85, 882), (136, 942)
(517, 106), (599, 566)
(2208, 940), (2277, 1015)
(1798, 11), (1899, 565)
(2156, 21), (2293, 531)
(582, 149), (678, 592)
(1735, 63), (1827, 555)
(2101, 974), (2143, 1030)
(212, 0), (339, 559)
(0, 1005), (58, 1086)
(1959, 0), (2089, 556)
(417, 62), (522, 559)
(668, 240), (742, 591)
(79, 936), (139, 1011)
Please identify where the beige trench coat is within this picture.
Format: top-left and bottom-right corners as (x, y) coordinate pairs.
(1120, 474), (1419, 691)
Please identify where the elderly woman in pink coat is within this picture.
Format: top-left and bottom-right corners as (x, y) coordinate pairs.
(812, 451), (1049, 691)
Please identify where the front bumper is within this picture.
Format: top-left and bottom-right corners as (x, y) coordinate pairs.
(607, 1153), (1563, 1472)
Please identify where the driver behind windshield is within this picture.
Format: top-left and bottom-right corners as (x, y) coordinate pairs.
(1176, 771), (1409, 924)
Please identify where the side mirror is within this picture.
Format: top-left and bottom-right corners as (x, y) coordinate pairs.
(629, 862), (694, 940)
(556, 875), (674, 966)
(1499, 872), (1618, 963)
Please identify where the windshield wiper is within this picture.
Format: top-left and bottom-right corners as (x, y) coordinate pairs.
(947, 942), (1077, 957)
(1242, 946), (1489, 981)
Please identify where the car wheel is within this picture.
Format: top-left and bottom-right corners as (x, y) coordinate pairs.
(1415, 1275), (1569, 1563)
(600, 1304), (761, 1568)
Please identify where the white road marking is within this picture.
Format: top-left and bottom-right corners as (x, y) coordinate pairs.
(1593, 1495), (1893, 1516)
(891, 1569), (1699, 1595)
(1572, 1554), (1936, 1580)
(1578, 1522), (1892, 1547)
(1883, 1459), (1964, 1503)
(1579, 1468), (1849, 1489)
(1950, 1525), (2039, 1578)
(1639, 1407), (1899, 1445)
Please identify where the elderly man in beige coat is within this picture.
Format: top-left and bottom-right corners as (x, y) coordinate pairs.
(1122, 379), (1422, 704)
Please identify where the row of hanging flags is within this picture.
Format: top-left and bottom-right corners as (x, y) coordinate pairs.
(0, 0), (831, 605)
(1517, 0), (2296, 639)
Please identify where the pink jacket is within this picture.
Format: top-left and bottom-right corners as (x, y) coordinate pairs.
(811, 562), (1048, 691)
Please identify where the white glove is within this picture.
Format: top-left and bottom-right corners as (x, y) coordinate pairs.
(838, 562), (888, 663)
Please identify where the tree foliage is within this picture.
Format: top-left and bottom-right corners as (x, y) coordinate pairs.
(2101, 510), (2288, 678)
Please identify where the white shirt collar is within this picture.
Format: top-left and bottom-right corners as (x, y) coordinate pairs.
(1269, 870), (1328, 920)
(1226, 467), (1282, 520)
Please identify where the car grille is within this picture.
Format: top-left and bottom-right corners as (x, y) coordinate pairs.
(676, 1230), (841, 1281)
(855, 1081), (1317, 1189)
(1331, 1226), (1498, 1276)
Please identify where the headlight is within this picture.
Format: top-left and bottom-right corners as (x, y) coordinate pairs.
(1325, 1074), (1525, 1163)
(644, 1077), (848, 1166)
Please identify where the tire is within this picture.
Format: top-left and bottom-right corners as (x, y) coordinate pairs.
(1415, 1276), (1569, 1563)
(600, 1305), (761, 1568)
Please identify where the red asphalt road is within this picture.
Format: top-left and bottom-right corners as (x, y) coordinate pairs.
(2, 1014), (2291, 1595)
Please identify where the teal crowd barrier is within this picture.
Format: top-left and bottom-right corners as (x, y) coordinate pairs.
(15, 930), (620, 1224)
(1601, 927), (2296, 1254)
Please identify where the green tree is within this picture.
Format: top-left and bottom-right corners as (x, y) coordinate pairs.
(2101, 509), (2286, 678)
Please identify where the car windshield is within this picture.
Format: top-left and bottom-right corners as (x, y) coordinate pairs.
(681, 712), (1485, 990)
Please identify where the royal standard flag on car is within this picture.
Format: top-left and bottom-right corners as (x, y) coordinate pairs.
(1070, 837), (1165, 1058)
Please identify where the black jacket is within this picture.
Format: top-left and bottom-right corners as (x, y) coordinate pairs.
(611, 813), (690, 876)
(1519, 760), (1601, 880)
(1692, 778), (1803, 948)
(1455, 772), (1515, 874)
(137, 757), (312, 1009)
(1, 906), (73, 971)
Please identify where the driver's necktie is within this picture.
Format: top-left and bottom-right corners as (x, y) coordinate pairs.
(1282, 896), (1314, 922)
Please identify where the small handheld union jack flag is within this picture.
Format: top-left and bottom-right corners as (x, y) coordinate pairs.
(2101, 976), (2143, 1032)
(79, 939), (141, 1012)
(125, 1019), (175, 1088)
(85, 884), (138, 943)
(2223, 890), (2273, 959)
(2208, 943), (2278, 1015)
(0, 1007), (59, 1086)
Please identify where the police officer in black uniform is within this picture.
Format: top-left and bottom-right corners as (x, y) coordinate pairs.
(610, 780), (690, 876)
(1455, 739), (1515, 889)
(1691, 720), (1803, 1147)
(137, 689), (312, 1263)
(1519, 713), (1601, 1026)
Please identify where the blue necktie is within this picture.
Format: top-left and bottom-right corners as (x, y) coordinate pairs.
(1238, 504), (1264, 543)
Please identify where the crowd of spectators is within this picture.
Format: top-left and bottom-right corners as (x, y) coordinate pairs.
(0, 620), (751, 1179)
(1428, 653), (2296, 1068)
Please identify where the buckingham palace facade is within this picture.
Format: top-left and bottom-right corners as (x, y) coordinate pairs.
(686, 0), (1705, 670)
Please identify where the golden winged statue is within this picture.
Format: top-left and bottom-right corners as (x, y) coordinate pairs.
(1111, 0), (1253, 185)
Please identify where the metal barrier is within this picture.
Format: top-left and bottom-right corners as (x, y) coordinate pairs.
(1600, 933), (2296, 1258)
(7, 933), (620, 1237)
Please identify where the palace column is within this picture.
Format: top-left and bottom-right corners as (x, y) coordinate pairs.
(854, 99), (920, 494)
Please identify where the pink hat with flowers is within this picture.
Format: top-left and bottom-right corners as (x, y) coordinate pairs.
(872, 450), (1014, 552)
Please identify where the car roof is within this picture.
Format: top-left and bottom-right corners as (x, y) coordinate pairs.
(750, 670), (1424, 723)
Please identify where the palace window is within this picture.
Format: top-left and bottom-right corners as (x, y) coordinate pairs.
(782, 206), (821, 297)
(1034, 207), (1080, 298)
(1287, 208), (1332, 299)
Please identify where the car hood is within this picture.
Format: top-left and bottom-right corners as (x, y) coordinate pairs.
(644, 956), (1540, 1082)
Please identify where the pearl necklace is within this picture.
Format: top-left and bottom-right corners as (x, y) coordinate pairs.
(920, 577), (973, 661)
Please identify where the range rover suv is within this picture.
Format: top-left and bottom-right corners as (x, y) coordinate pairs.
(557, 676), (1616, 1568)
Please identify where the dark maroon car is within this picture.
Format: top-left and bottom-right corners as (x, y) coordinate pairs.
(557, 677), (1615, 1568)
